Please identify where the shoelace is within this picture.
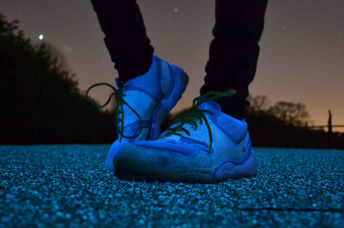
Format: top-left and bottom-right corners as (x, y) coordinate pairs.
(159, 89), (237, 154)
(85, 82), (143, 142)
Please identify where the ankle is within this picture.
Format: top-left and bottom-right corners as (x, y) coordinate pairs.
(117, 54), (154, 86)
(220, 106), (247, 121)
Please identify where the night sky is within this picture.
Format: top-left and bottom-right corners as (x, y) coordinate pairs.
(1, 0), (344, 131)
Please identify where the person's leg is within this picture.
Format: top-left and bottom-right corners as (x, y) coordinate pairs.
(200, 0), (268, 120)
(90, 0), (154, 86)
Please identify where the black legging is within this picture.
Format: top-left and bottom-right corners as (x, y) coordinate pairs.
(90, 0), (268, 120)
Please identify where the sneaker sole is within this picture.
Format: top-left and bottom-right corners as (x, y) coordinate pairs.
(114, 145), (257, 184)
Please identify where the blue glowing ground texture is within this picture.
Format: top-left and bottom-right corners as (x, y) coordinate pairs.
(0, 145), (343, 227)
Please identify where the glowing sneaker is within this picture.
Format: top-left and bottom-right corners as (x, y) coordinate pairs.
(113, 90), (257, 183)
(86, 55), (189, 172)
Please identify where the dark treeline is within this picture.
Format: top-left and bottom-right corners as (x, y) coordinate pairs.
(0, 14), (115, 144)
(245, 95), (344, 149)
(1, 14), (343, 148)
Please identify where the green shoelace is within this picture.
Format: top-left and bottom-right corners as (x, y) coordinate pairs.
(159, 89), (237, 154)
(85, 82), (143, 143)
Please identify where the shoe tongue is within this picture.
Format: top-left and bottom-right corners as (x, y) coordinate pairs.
(198, 100), (222, 112)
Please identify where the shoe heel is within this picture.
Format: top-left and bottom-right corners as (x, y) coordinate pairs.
(149, 66), (189, 140)
(213, 145), (257, 181)
(231, 151), (257, 178)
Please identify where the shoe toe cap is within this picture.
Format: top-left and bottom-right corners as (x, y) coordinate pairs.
(113, 141), (212, 173)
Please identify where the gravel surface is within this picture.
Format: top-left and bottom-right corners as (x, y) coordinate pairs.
(0, 145), (343, 227)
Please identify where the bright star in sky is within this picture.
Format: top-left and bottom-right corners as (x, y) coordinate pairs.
(39, 34), (44, 40)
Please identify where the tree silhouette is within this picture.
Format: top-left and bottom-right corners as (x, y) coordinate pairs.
(267, 101), (311, 127)
(247, 94), (271, 113)
(0, 13), (115, 144)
